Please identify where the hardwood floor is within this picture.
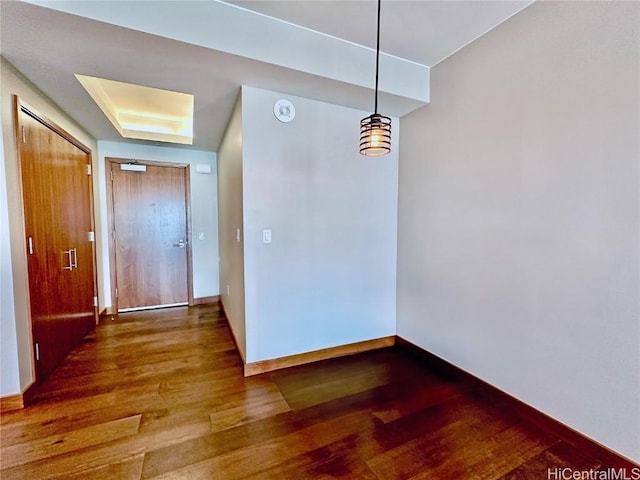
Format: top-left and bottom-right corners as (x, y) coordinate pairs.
(0, 304), (625, 479)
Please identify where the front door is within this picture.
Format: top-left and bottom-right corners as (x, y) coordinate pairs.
(109, 160), (190, 311)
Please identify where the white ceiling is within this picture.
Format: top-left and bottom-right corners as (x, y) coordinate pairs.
(232, 1), (532, 67)
(0, 0), (532, 151)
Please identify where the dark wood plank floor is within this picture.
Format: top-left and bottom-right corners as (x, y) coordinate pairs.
(0, 304), (609, 479)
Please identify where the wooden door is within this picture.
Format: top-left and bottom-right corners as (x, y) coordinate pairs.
(109, 161), (190, 311)
(17, 101), (97, 382)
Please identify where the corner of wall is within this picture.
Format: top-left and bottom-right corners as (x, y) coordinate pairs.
(1, 56), (99, 393)
(217, 90), (247, 361)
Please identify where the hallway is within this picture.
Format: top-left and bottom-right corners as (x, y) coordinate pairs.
(0, 304), (618, 479)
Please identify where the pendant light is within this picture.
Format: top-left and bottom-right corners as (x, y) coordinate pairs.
(360, 0), (391, 156)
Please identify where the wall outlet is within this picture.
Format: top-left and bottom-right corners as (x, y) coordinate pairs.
(198, 232), (205, 241)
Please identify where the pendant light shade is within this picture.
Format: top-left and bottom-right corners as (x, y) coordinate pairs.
(360, 113), (391, 156)
(360, 0), (391, 157)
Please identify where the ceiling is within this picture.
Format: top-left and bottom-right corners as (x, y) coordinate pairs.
(231, 1), (531, 67)
(0, 0), (532, 151)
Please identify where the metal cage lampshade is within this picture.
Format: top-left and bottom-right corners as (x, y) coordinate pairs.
(360, 113), (391, 156)
(359, 0), (391, 157)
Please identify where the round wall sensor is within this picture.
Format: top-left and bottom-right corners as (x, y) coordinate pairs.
(274, 99), (295, 123)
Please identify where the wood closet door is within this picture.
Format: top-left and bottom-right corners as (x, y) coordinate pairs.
(19, 107), (97, 382)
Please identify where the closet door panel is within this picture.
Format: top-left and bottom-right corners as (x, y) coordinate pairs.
(19, 107), (96, 382)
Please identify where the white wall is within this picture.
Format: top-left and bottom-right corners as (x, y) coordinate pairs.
(217, 94), (246, 359)
(241, 86), (398, 363)
(1, 57), (99, 395)
(397, 1), (639, 462)
(0, 103), (20, 395)
(97, 141), (219, 306)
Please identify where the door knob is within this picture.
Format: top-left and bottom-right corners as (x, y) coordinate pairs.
(172, 239), (187, 248)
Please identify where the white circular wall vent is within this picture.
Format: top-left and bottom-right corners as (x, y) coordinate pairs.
(273, 99), (295, 123)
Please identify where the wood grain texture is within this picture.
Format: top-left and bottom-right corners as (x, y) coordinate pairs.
(244, 336), (397, 377)
(0, 382), (38, 413)
(2, 414), (141, 468)
(1, 304), (635, 480)
(396, 336), (640, 470)
(107, 158), (192, 311)
(62, 454), (145, 480)
(192, 295), (221, 305)
(15, 97), (98, 383)
(0, 394), (24, 413)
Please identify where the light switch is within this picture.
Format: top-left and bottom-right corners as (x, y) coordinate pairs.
(236, 228), (241, 243)
(263, 229), (272, 244)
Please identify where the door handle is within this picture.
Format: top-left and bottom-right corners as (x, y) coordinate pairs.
(63, 249), (73, 270)
(70, 248), (77, 269)
(63, 248), (78, 270)
(172, 239), (187, 248)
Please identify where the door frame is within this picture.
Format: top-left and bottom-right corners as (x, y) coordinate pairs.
(105, 157), (193, 313)
(14, 96), (100, 382)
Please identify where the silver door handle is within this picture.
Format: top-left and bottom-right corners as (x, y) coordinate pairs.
(63, 248), (78, 270)
(64, 249), (73, 270)
(172, 240), (187, 248)
(70, 248), (77, 269)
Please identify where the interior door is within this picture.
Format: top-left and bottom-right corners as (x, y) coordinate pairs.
(18, 104), (97, 382)
(110, 161), (190, 311)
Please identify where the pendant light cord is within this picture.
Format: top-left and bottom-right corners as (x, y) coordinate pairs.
(359, 0), (391, 156)
(374, 0), (381, 114)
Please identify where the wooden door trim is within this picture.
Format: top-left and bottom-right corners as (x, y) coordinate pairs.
(105, 158), (194, 312)
(184, 166), (194, 306)
(15, 97), (92, 154)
